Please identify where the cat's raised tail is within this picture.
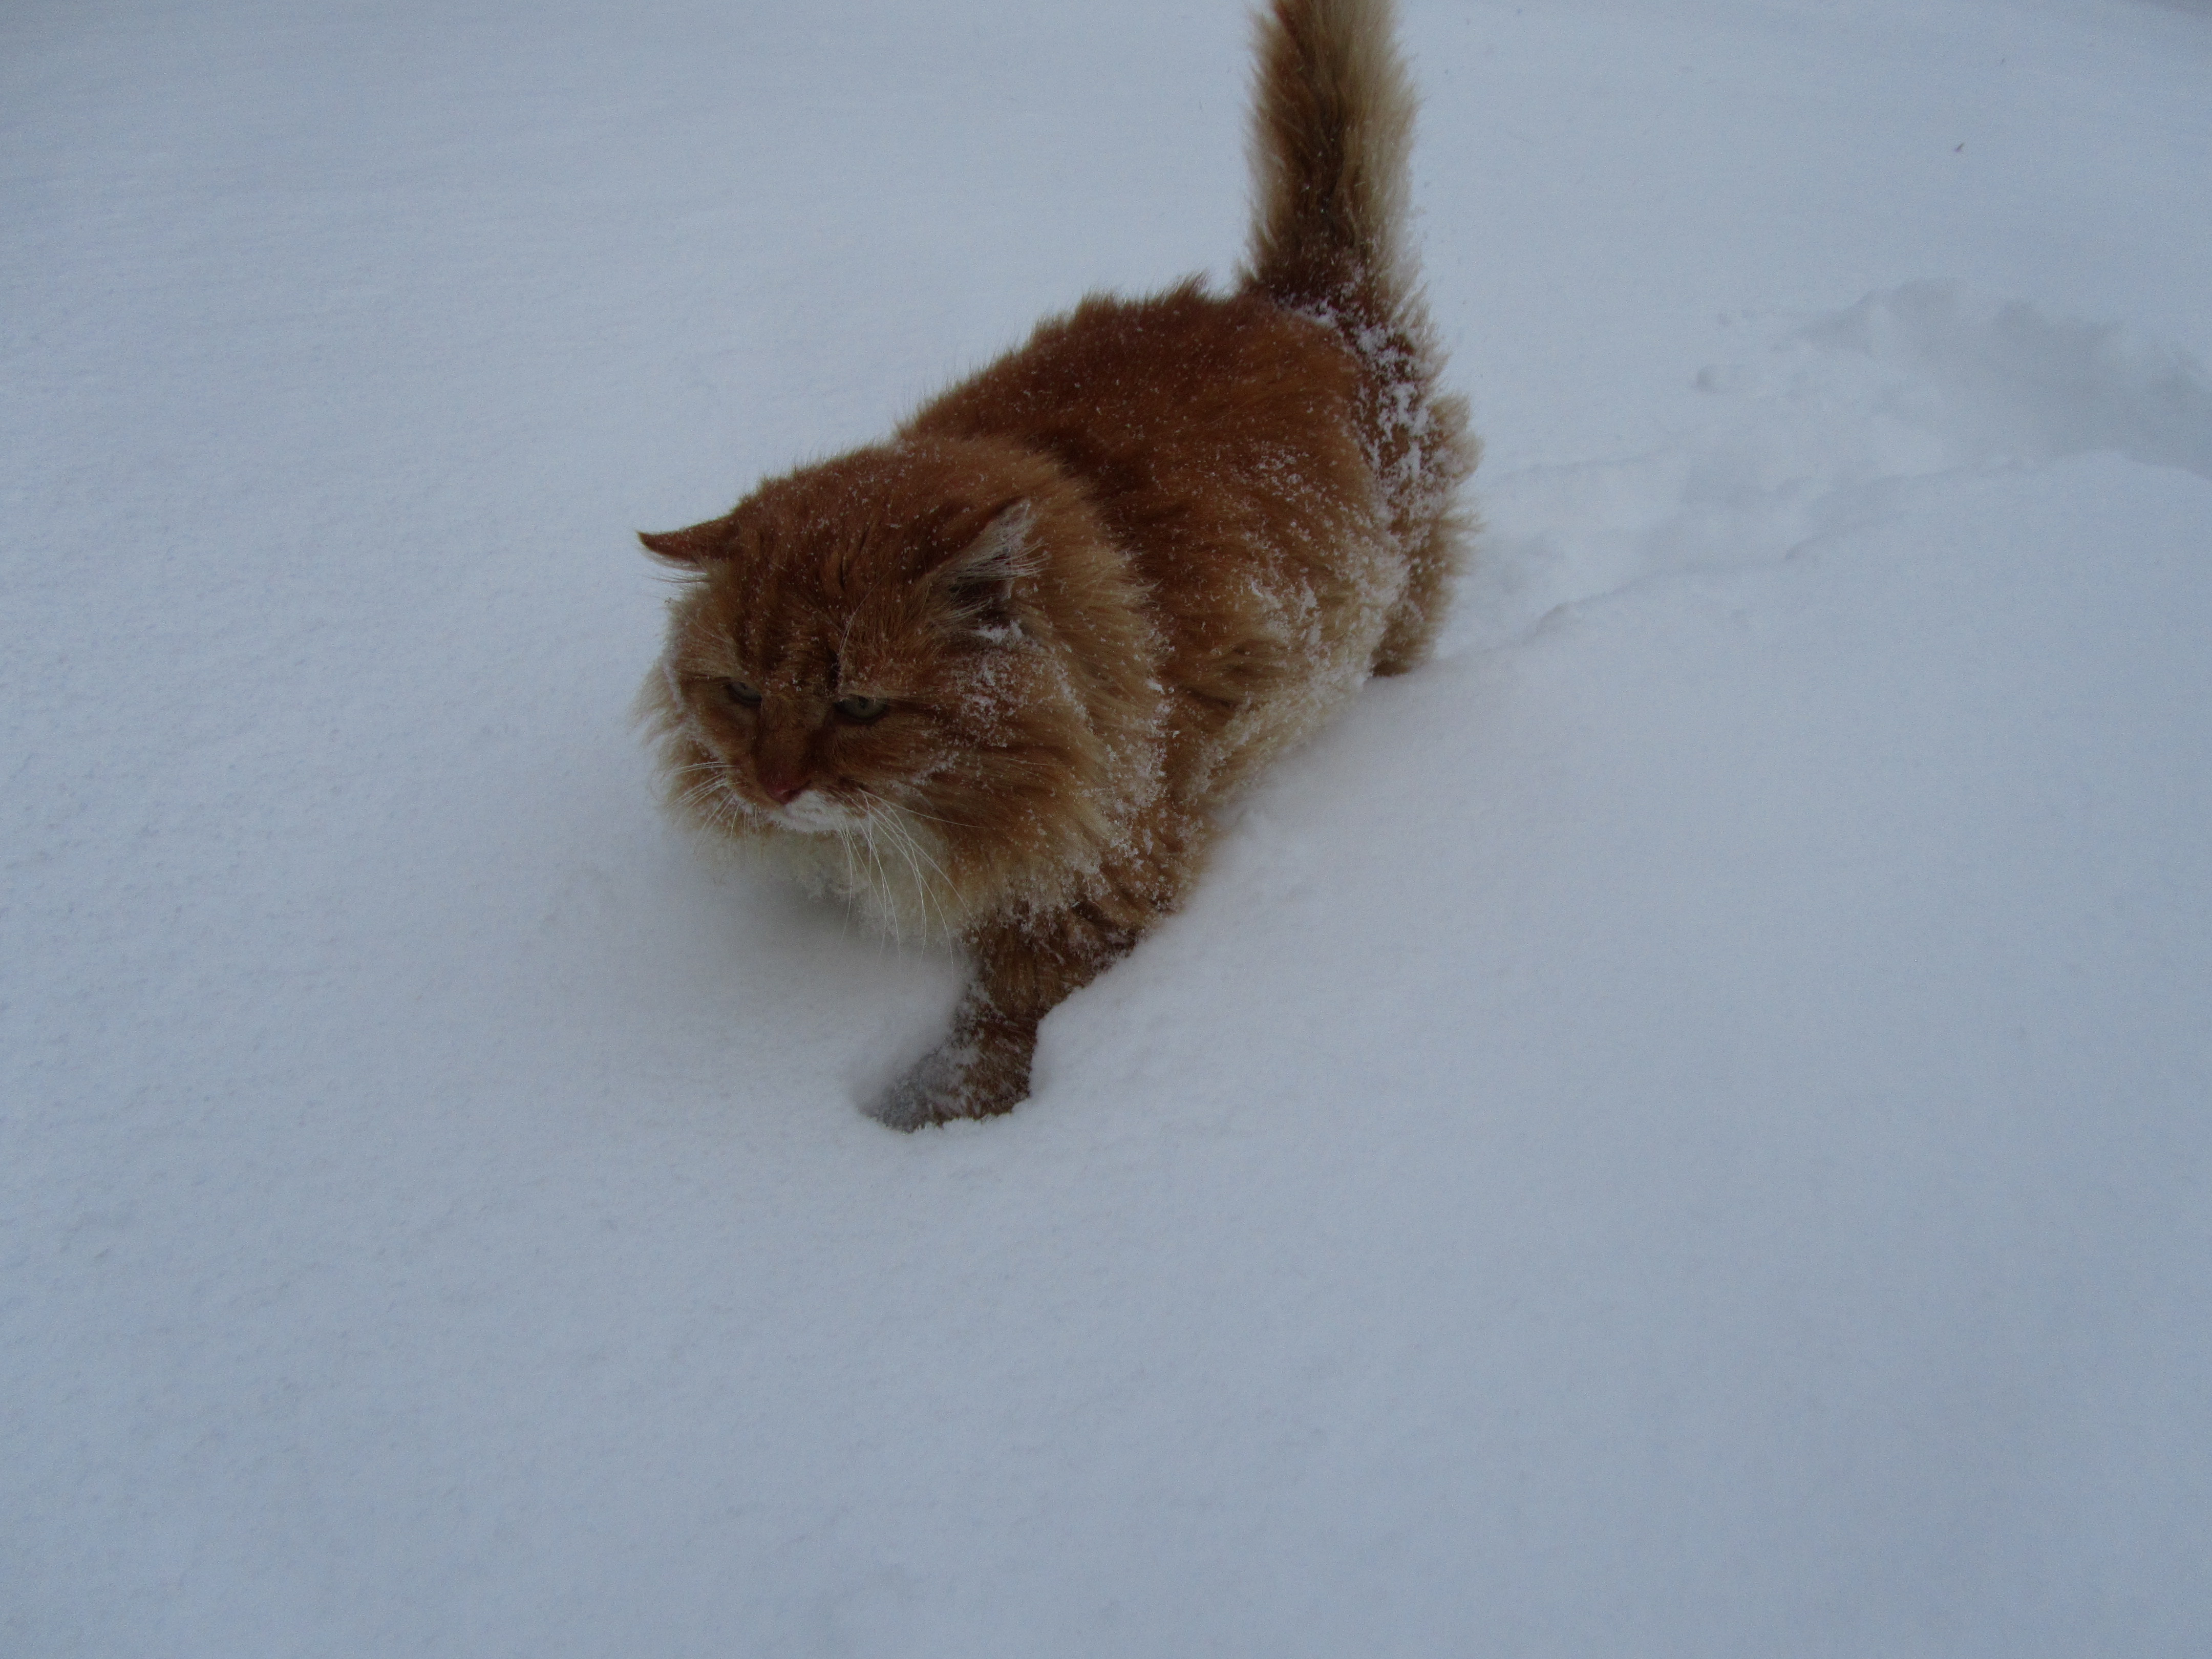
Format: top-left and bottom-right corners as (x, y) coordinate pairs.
(1244, 0), (1474, 673)
(1243, 0), (1421, 331)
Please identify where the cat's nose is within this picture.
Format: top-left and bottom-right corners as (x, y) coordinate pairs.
(760, 770), (809, 806)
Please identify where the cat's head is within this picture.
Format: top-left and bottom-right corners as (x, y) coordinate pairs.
(641, 437), (1159, 919)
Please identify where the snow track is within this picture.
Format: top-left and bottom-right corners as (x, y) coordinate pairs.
(1461, 282), (2212, 650)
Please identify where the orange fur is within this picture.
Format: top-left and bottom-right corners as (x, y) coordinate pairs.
(638, 0), (1476, 1126)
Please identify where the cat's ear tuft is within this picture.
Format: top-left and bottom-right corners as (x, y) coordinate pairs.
(941, 501), (1036, 632)
(637, 517), (733, 565)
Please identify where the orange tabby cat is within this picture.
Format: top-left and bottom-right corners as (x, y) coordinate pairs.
(640, 0), (1475, 1127)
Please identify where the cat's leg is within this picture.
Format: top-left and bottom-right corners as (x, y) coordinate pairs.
(873, 814), (1206, 1128)
(872, 916), (1119, 1129)
(1371, 509), (1461, 676)
(1372, 398), (1478, 677)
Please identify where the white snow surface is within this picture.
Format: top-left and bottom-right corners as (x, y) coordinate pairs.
(5, 1), (2209, 1653)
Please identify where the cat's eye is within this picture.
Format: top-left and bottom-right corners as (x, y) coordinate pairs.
(833, 694), (890, 723)
(722, 679), (762, 707)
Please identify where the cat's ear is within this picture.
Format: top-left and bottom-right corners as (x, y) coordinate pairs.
(637, 516), (734, 565)
(940, 501), (1036, 631)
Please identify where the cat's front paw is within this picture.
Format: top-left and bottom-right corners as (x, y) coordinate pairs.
(871, 1031), (1031, 1130)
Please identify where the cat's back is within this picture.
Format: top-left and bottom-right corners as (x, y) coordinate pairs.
(905, 281), (1371, 542)
(906, 282), (1400, 801)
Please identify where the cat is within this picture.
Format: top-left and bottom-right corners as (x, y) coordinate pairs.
(638, 0), (1475, 1128)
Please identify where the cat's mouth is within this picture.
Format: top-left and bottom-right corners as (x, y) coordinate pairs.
(773, 788), (863, 836)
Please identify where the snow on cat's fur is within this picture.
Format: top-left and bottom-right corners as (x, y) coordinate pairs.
(639, 0), (1475, 1125)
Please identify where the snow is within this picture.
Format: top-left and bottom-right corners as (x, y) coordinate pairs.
(4, 0), (2208, 1653)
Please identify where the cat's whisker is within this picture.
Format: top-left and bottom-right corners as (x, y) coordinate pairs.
(854, 811), (902, 950)
(867, 795), (980, 834)
(882, 826), (922, 948)
(878, 808), (950, 902)
(677, 778), (753, 836)
(863, 800), (950, 943)
(847, 789), (948, 928)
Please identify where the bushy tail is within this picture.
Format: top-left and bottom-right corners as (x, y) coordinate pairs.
(1243, 0), (1418, 330)
(1243, 0), (1476, 674)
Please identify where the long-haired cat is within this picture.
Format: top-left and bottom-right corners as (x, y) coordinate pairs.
(639, 0), (1475, 1128)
